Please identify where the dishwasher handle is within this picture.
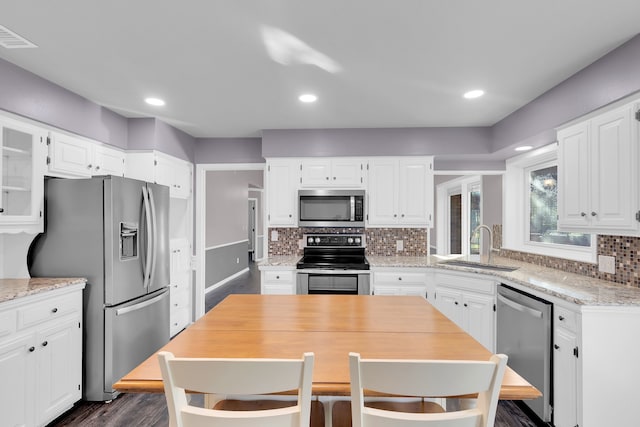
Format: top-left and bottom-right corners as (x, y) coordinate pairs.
(497, 292), (544, 319)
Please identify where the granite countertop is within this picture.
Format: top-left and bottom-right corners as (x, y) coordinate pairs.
(0, 278), (87, 304)
(260, 254), (640, 306)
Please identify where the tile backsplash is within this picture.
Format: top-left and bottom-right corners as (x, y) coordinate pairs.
(268, 227), (428, 257)
(268, 225), (640, 288)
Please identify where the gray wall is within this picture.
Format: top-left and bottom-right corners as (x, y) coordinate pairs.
(205, 242), (249, 289)
(194, 137), (264, 164)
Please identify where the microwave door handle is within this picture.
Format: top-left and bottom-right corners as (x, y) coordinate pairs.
(350, 196), (355, 222)
(141, 186), (153, 289)
(147, 186), (158, 287)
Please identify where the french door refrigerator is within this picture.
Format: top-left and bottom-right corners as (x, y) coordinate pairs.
(29, 176), (170, 401)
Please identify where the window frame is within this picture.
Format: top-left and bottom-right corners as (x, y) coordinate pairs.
(503, 144), (596, 263)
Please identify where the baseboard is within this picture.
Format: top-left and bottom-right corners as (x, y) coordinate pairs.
(205, 267), (250, 294)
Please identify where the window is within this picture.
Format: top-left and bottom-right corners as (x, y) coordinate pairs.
(528, 164), (590, 247)
(503, 144), (595, 263)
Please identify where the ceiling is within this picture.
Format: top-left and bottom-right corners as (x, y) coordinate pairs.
(1, 1), (639, 139)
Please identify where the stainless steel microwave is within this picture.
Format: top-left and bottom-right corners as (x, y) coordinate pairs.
(298, 189), (365, 227)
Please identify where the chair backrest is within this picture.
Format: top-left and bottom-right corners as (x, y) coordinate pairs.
(158, 351), (314, 427)
(349, 352), (508, 427)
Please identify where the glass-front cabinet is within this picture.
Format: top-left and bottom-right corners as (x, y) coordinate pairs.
(0, 117), (46, 233)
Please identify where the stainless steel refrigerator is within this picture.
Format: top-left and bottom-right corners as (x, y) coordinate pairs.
(28, 176), (170, 401)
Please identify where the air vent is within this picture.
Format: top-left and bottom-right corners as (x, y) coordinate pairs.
(0, 25), (37, 49)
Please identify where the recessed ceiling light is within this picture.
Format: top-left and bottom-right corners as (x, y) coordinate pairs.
(145, 97), (165, 106)
(463, 89), (485, 99)
(515, 145), (533, 152)
(299, 94), (317, 103)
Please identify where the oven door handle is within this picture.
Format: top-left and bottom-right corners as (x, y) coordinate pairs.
(497, 293), (543, 318)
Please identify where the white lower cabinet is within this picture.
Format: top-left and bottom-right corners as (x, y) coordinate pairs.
(0, 285), (83, 427)
(260, 269), (296, 294)
(433, 271), (496, 352)
(553, 305), (578, 427)
(371, 268), (428, 297)
(170, 239), (192, 337)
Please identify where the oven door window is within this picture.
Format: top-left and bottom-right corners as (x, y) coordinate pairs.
(307, 274), (358, 294)
(299, 196), (351, 222)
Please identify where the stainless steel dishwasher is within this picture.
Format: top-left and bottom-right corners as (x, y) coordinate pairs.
(497, 284), (553, 423)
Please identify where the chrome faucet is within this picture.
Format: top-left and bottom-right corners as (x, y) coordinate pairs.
(471, 224), (494, 264)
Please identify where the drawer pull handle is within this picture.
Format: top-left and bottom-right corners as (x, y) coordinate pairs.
(398, 277), (402, 281)
(554, 344), (560, 350)
(454, 301), (459, 305)
(463, 303), (468, 307)
(52, 307), (58, 313)
(42, 341), (48, 347)
(558, 315), (565, 321)
(276, 276), (280, 279)
(29, 346), (35, 352)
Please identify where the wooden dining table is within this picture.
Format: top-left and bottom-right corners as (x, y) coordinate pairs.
(114, 294), (540, 400)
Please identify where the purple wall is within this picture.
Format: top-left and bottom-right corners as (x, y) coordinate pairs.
(194, 138), (264, 164)
(492, 34), (640, 151)
(127, 118), (157, 151)
(0, 58), (128, 149)
(155, 120), (195, 162)
(262, 127), (492, 158)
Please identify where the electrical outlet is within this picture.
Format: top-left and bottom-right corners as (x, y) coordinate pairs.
(271, 230), (279, 241)
(396, 240), (404, 252)
(236, 257), (240, 264)
(598, 255), (616, 274)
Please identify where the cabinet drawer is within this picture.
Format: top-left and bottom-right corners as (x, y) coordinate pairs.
(0, 310), (16, 338)
(170, 307), (190, 336)
(264, 271), (294, 283)
(435, 272), (495, 294)
(555, 306), (578, 332)
(171, 289), (190, 310)
(374, 271), (427, 285)
(17, 292), (80, 330)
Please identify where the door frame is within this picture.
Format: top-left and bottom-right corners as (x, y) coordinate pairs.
(194, 163), (265, 320)
(248, 197), (257, 259)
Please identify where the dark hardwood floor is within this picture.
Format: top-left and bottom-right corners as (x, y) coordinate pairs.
(49, 258), (538, 427)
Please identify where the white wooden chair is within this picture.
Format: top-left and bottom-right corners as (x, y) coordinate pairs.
(158, 351), (316, 427)
(337, 352), (508, 427)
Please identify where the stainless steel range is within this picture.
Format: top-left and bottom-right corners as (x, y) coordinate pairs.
(296, 234), (370, 295)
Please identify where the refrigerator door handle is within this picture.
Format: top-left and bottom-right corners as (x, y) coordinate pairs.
(141, 186), (153, 289)
(115, 291), (166, 316)
(147, 186), (158, 286)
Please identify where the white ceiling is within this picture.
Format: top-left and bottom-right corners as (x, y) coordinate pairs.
(1, 1), (639, 138)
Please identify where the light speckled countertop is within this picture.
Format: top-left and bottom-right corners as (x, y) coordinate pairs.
(260, 254), (640, 306)
(0, 278), (87, 304)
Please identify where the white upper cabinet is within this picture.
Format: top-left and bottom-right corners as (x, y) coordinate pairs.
(266, 158), (299, 227)
(47, 131), (125, 178)
(300, 158), (365, 188)
(0, 117), (46, 233)
(125, 151), (193, 199)
(367, 156), (433, 227)
(558, 101), (639, 234)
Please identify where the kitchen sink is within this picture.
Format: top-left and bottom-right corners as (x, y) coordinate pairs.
(441, 260), (519, 272)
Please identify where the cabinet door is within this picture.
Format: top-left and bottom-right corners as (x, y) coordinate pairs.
(331, 159), (363, 187)
(153, 153), (174, 188)
(558, 122), (590, 229)
(553, 327), (578, 427)
(434, 287), (463, 328)
(172, 160), (192, 199)
(589, 104), (636, 231)
(48, 133), (93, 177)
(0, 120), (45, 231)
(398, 158), (432, 225)
(367, 158), (398, 225)
(463, 293), (495, 351)
(301, 159), (331, 187)
(0, 334), (35, 427)
(267, 160), (298, 226)
(93, 145), (125, 177)
(37, 318), (82, 426)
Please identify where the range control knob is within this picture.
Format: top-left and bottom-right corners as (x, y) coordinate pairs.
(347, 237), (354, 244)
(354, 237), (361, 244)
(307, 237), (314, 245)
(314, 237), (321, 244)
